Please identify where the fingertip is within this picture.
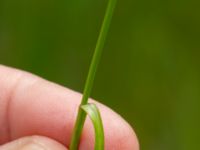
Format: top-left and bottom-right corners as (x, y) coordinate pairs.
(80, 105), (140, 150)
(108, 113), (139, 150)
(0, 65), (139, 149)
(0, 136), (68, 150)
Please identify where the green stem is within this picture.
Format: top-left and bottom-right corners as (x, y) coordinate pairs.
(69, 0), (117, 150)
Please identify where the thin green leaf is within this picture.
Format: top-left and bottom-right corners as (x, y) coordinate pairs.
(69, 0), (117, 149)
(81, 104), (104, 150)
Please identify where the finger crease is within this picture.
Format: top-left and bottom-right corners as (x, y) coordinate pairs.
(6, 73), (24, 141)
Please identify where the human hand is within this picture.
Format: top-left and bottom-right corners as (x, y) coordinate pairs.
(0, 65), (139, 150)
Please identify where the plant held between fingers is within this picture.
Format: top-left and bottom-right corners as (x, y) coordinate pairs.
(69, 0), (117, 150)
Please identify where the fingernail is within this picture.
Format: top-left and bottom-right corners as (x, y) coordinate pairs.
(0, 136), (68, 150)
(20, 142), (45, 150)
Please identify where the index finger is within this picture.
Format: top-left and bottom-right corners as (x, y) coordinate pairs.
(0, 65), (139, 150)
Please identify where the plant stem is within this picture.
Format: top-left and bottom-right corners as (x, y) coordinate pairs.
(69, 0), (117, 150)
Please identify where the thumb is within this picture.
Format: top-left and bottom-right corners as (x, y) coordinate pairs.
(0, 136), (68, 150)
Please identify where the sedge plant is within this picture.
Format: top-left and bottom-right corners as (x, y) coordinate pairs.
(69, 0), (117, 150)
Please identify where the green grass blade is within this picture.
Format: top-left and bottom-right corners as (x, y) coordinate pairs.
(81, 104), (104, 150)
(69, 0), (117, 149)
(80, 0), (117, 106)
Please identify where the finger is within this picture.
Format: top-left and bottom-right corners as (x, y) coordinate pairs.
(0, 136), (68, 150)
(0, 65), (139, 150)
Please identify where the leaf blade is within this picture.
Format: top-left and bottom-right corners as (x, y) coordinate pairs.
(81, 104), (104, 150)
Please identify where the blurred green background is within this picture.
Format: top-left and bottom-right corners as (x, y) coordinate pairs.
(1, 0), (200, 149)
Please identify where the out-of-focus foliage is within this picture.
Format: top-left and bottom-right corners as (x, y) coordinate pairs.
(0, 0), (200, 149)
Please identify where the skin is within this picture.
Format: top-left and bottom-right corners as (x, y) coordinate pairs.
(0, 65), (139, 150)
